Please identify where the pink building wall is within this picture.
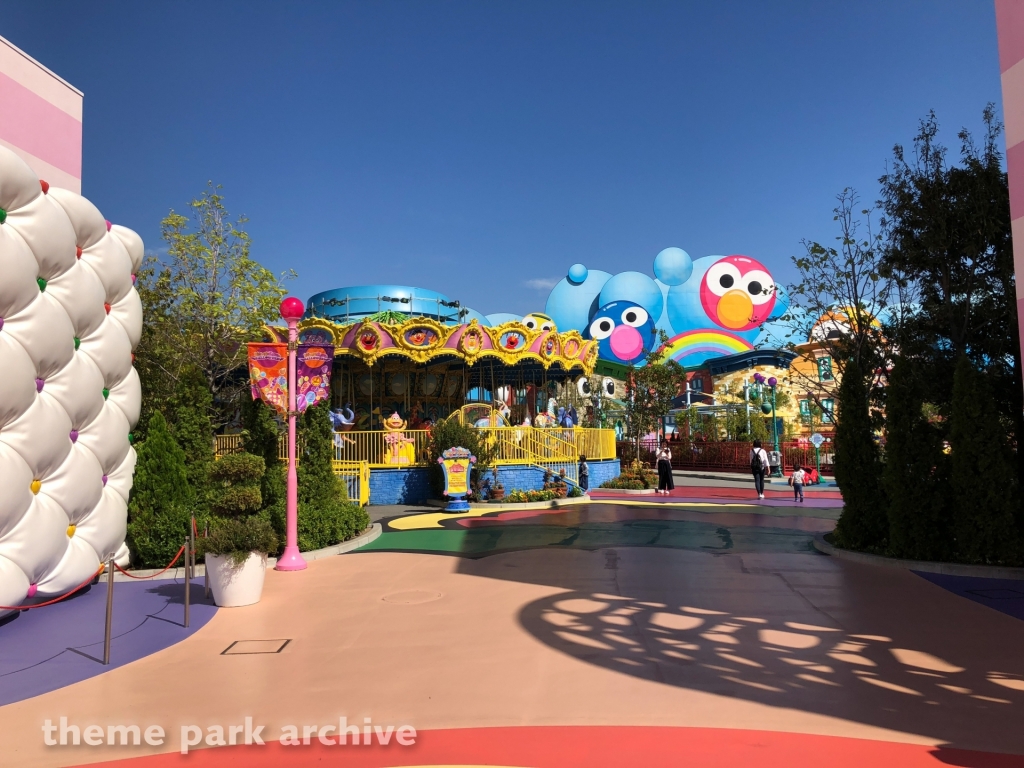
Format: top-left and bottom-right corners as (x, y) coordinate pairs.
(0, 35), (82, 194)
(995, 1), (1024, 379)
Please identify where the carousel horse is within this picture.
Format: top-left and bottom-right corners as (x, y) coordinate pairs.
(331, 403), (356, 431)
(533, 396), (559, 427)
(331, 403), (357, 451)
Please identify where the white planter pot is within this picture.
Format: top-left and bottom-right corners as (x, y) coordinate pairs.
(206, 552), (267, 607)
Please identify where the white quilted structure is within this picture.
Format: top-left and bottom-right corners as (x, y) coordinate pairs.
(0, 146), (141, 615)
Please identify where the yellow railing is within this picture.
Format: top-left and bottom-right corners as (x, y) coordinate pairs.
(216, 428), (616, 469)
(215, 434), (245, 456)
(334, 460), (371, 506)
(333, 430), (432, 468)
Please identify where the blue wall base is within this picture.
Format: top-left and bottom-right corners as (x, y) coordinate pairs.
(367, 460), (621, 505)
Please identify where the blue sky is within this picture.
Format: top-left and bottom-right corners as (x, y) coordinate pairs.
(2, 1), (1004, 318)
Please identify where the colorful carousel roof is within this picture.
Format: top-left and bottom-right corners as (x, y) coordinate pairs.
(267, 317), (598, 374)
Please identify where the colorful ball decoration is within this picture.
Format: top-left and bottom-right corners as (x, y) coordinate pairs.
(653, 247), (693, 286)
(567, 263), (588, 285)
(0, 145), (142, 613)
(279, 296), (305, 321)
(598, 271), (664, 327)
(544, 266), (614, 335)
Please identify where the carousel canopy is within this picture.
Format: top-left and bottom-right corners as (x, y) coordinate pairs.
(265, 316), (597, 381)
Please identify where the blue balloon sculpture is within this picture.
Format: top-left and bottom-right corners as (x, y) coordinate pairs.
(544, 248), (788, 367)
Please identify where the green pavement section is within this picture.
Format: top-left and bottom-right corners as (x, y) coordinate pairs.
(358, 519), (820, 557)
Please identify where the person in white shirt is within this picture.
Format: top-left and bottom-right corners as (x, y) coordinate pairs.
(750, 439), (769, 499)
(791, 466), (807, 502)
(656, 440), (674, 494)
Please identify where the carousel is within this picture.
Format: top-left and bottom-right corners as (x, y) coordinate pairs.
(258, 307), (620, 503)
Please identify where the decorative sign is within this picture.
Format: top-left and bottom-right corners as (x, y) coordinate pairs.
(389, 372), (409, 396)
(296, 345), (334, 412)
(247, 343), (288, 415)
(299, 327), (333, 345)
(499, 331), (526, 351)
(438, 446), (476, 510)
(459, 325), (484, 355)
(420, 373), (440, 396)
(809, 433), (825, 449)
(404, 327), (438, 347)
(443, 373), (462, 397)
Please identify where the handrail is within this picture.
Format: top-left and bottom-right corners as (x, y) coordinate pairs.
(215, 427), (617, 468)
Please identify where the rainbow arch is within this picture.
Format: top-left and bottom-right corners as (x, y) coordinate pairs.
(659, 329), (753, 367)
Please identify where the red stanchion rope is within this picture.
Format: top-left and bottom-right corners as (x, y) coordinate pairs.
(113, 545), (186, 579)
(0, 564), (105, 611)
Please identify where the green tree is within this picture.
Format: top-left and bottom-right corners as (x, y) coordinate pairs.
(771, 189), (895, 411)
(241, 398), (285, 520)
(170, 368), (214, 515)
(882, 356), (949, 560)
(832, 358), (888, 551)
(126, 412), (192, 568)
(134, 183), (294, 430)
(948, 356), (1021, 564)
(623, 332), (688, 456)
(879, 107), (1022, 446)
(296, 401), (369, 550)
(426, 416), (497, 498)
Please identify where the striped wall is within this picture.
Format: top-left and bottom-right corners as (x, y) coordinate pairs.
(0, 35), (82, 194)
(996, 1), (1024, 378)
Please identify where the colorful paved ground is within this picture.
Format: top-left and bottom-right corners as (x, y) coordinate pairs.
(1, 476), (1023, 767)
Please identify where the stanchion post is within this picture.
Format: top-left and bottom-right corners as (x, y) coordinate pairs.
(190, 516), (196, 575)
(103, 557), (114, 665)
(204, 522), (210, 599)
(183, 537), (191, 628)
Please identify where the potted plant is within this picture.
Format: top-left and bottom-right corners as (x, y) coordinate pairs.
(199, 452), (278, 607)
(490, 467), (505, 502)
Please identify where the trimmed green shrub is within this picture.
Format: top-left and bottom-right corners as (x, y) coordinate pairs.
(296, 400), (369, 551)
(127, 412), (193, 568)
(210, 453), (265, 516)
(201, 517), (279, 567)
(242, 397), (286, 516)
(506, 489), (558, 503)
(200, 450), (279, 565)
(882, 356), (950, 561)
(833, 358), (888, 552)
(600, 461), (657, 490)
(949, 356), (1021, 565)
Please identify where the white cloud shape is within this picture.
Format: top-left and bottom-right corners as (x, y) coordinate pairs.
(0, 146), (141, 612)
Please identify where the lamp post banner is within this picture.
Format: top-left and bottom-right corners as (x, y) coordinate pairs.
(247, 343), (289, 415)
(296, 344), (335, 412)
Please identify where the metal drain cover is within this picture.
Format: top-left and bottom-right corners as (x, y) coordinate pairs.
(381, 590), (443, 605)
(222, 639), (291, 655)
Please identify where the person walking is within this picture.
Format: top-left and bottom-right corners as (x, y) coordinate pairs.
(578, 455), (590, 492)
(791, 465), (806, 503)
(750, 439), (769, 499)
(656, 440), (674, 495)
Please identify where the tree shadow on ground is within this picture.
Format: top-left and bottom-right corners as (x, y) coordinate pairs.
(458, 539), (1024, 758)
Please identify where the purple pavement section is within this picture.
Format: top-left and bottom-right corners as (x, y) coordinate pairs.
(0, 577), (215, 707)
(914, 571), (1024, 623)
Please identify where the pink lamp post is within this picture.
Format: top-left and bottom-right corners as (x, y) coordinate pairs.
(276, 296), (308, 571)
